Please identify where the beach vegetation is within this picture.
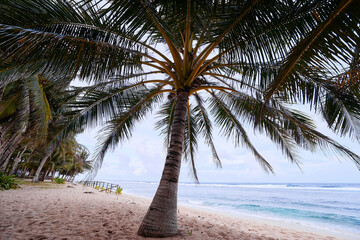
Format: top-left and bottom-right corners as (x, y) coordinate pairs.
(95, 186), (100, 190)
(0, 0), (359, 237)
(187, 229), (193, 236)
(18, 179), (60, 188)
(0, 70), (93, 182)
(115, 186), (123, 195)
(54, 177), (66, 184)
(0, 172), (19, 190)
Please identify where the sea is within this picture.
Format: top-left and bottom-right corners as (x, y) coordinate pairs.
(103, 181), (360, 238)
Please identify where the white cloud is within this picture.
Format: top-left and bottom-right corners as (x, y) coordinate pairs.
(129, 158), (147, 176)
(220, 158), (245, 165)
(74, 108), (360, 183)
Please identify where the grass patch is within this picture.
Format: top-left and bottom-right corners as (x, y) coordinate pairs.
(18, 179), (64, 189)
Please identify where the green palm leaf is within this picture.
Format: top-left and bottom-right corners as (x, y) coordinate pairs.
(89, 85), (165, 178)
(264, 0), (359, 103)
(193, 93), (222, 167)
(183, 101), (199, 182)
(209, 90), (274, 174)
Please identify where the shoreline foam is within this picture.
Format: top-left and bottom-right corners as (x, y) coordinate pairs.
(0, 182), (355, 239)
(177, 199), (360, 240)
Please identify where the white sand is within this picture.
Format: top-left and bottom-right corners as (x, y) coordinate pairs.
(0, 182), (353, 240)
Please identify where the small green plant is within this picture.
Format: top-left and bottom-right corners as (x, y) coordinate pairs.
(95, 186), (100, 190)
(115, 186), (123, 195)
(100, 187), (105, 191)
(187, 229), (193, 236)
(0, 172), (19, 190)
(54, 177), (65, 184)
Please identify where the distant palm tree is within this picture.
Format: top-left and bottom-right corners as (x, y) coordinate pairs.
(0, 75), (54, 172)
(41, 139), (91, 181)
(0, 61), (86, 181)
(1, 0), (359, 237)
(27, 77), (87, 182)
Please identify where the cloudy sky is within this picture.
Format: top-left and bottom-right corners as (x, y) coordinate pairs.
(76, 109), (360, 183)
(72, 38), (360, 184)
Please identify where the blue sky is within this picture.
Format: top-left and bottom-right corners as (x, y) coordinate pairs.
(76, 111), (360, 183)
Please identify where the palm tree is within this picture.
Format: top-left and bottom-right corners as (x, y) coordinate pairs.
(1, 0), (360, 237)
(37, 138), (91, 181)
(28, 77), (84, 182)
(0, 75), (53, 171)
(0, 60), (85, 180)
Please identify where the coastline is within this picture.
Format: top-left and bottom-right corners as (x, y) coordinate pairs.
(177, 203), (358, 240)
(124, 191), (358, 240)
(0, 182), (355, 240)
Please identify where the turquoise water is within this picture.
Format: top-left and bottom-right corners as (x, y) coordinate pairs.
(105, 181), (360, 236)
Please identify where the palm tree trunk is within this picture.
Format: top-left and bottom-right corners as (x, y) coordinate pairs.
(28, 169), (34, 177)
(32, 145), (56, 183)
(0, 119), (18, 158)
(1, 150), (20, 173)
(138, 90), (189, 237)
(43, 169), (49, 181)
(0, 133), (23, 168)
(0, 85), (5, 101)
(21, 167), (28, 177)
(10, 146), (27, 175)
(71, 170), (78, 182)
(0, 86), (5, 148)
(51, 170), (55, 181)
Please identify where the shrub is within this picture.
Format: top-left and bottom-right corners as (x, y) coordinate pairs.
(0, 172), (19, 190)
(115, 186), (123, 195)
(54, 177), (65, 184)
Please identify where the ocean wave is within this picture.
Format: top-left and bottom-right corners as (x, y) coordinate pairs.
(97, 180), (360, 234)
(187, 200), (204, 205)
(106, 180), (360, 191)
(285, 186), (360, 191)
(177, 183), (360, 191)
(179, 183), (288, 188)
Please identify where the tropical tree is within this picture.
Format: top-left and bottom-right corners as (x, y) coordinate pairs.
(35, 138), (91, 181)
(48, 138), (91, 182)
(30, 85), (78, 183)
(0, 60), (86, 181)
(9, 137), (91, 181)
(0, 75), (54, 172)
(1, 0), (360, 237)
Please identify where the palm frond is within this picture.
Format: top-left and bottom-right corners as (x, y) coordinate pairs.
(264, 0), (359, 103)
(88, 85), (165, 179)
(0, 94), (19, 119)
(28, 76), (53, 144)
(193, 93), (222, 167)
(47, 82), (154, 147)
(321, 84), (360, 141)
(183, 100), (199, 182)
(208, 90), (274, 174)
(218, 91), (305, 167)
(155, 99), (176, 148)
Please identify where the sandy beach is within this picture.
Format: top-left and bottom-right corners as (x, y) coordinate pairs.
(0, 182), (351, 240)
